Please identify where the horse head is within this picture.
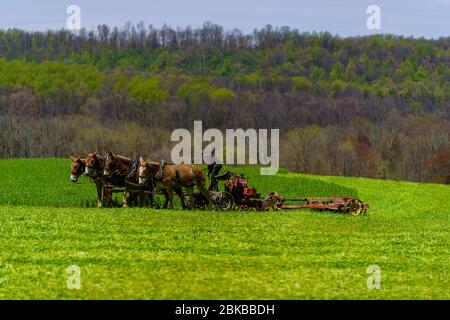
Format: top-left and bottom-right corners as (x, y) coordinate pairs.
(138, 156), (149, 185)
(69, 154), (85, 183)
(103, 151), (117, 178)
(85, 151), (103, 179)
(138, 157), (159, 185)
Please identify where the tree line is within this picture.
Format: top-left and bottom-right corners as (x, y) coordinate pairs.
(0, 23), (448, 183)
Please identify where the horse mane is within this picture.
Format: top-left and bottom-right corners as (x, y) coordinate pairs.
(145, 161), (160, 166)
(143, 161), (160, 175)
(116, 155), (131, 163)
(94, 154), (104, 167)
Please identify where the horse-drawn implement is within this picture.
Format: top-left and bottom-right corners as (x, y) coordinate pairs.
(72, 152), (368, 215)
(188, 172), (368, 215)
(262, 192), (368, 215)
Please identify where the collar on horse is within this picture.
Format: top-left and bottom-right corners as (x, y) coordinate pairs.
(125, 154), (139, 180)
(155, 159), (165, 180)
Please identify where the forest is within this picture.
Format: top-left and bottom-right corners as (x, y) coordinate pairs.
(0, 22), (448, 183)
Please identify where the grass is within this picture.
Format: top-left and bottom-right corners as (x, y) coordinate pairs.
(0, 158), (97, 208)
(0, 158), (448, 299)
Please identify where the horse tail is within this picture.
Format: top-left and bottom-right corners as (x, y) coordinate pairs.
(193, 165), (206, 186)
(175, 168), (181, 184)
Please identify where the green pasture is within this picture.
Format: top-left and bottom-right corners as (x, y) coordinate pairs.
(0, 158), (448, 299)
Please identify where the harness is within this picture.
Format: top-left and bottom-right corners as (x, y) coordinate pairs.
(138, 165), (155, 189)
(126, 155), (139, 181)
(155, 160), (184, 185)
(76, 161), (86, 177)
(107, 154), (140, 187)
(141, 159), (190, 189)
(155, 159), (165, 180)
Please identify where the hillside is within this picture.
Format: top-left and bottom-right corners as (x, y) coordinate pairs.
(0, 158), (448, 299)
(0, 24), (449, 183)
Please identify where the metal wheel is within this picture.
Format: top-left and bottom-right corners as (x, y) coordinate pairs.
(263, 194), (282, 211)
(344, 198), (364, 216)
(215, 192), (234, 211)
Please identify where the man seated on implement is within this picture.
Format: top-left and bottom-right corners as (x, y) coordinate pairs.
(204, 150), (223, 191)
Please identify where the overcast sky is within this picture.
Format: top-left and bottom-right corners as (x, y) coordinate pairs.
(0, 0), (448, 38)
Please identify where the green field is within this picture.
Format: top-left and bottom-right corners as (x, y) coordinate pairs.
(0, 158), (448, 299)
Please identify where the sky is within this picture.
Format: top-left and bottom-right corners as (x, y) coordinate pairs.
(0, 0), (448, 38)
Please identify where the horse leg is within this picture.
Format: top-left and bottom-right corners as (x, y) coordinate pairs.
(128, 192), (138, 207)
(122, 191), (128, 208)
(147, 193), (152, 207)
(150, 189), (161, 209)
(166, 186), (175, 209)
(138, 191), (144, 207)
(145, 192), (151, 207)
(161, 189), (169, 209)
(96, 183), (103, 208)
(140, 191), (150, 208)
(102, 185), (113, 208)
(185, 186), (195, 210)
(174, 186), (187, 209)
(196, 180), (214, 210)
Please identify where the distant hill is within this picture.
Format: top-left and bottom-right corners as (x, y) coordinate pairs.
(0, 24), (449, 183)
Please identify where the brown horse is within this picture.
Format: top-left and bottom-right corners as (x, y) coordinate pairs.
(103, 151), (156, 208)
(69, 155), (86, 183)
(138, 157), (213, 210)
(85, 152), (108, 207)
(103, 151), (132, 182)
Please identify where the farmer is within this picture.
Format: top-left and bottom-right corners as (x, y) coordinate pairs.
(204, 150), (223, 191)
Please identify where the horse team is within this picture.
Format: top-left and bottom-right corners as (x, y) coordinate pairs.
(69, 151), (213, 209)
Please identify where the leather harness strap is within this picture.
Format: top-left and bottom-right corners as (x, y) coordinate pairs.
(155, 159), (165, 180)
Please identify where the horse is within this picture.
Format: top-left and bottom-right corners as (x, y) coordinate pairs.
(138, 157), (213, 210)
(84, 152), (108, 207)
(69, 155), (86, 183)
(103, 151), (132, 184)
(137, 158), (187, 210)
(103, 151), (157, 208)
